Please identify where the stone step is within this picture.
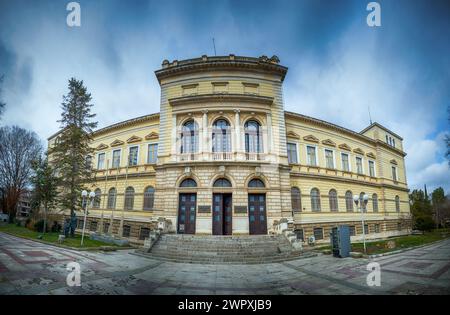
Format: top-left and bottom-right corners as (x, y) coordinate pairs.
(140, 234), (307, 264)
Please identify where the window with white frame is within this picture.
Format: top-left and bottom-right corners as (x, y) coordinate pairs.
(147, 143), (158, 164)
(392, 166), (397, 181)
(325, 149), (334, 169)
(128, 146), (139, 166)
(356, 156), (363, 174)
(112, 149), (121, 168)
(341, 153), (350, 171)
(97, 153), (105, 170)
(368, 160), (375, 177)
(306, 146), (317, 166)
(287, 143), (298, 164)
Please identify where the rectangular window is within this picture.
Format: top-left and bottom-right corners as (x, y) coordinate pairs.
(392, 139), (396, 148)
(364, 224), (369, 234)
(325, 149), (334, 169)
(89, 221), (97, 232)
(368, 160), (375, 177)
(375, 224), (380, 233)
(139, 227), (150, 240)
(122, 225), (131, 237)
(287, 143), (298, 164)
(294, 229), (304, 241)
(341, 153), (350, 171)
(307, 146), (317, 166)
(349, 226), (356, 236)
(128, 146), (139, 166)
(392, 166), (397, 181)
(97, 153), (105, 170)
(147, 143), (158, 164)
(313, 227), (323, 240)
(397, 222), (402, 231)
(112, 149), (121, 168)
(356, 157), (363, 174)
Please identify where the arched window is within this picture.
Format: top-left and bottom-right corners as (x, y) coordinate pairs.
(395, 195), (400, 212)
(248, 178), (265, 188)
(311, 188), (321, 212)
(107, 188), (116, 209)
(245, 120), (263, 153)
(213, 178), (232, 187)
(359, 192), (368, 212)
(124, 187), (135, 210)
(345, 191), (353, 212)
(329, 189), (338, 212)
(212, 119), (231, 153)
(181, 120), (198, 153)
(180, 178), (197, 187)
(93, 188), (101, 208)
(143, 186), (155, 210)
(372, 194), (379, 212)
(291, 187), (301, 212)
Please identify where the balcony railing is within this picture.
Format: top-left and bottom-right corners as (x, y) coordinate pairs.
(212, 152), (233, 161)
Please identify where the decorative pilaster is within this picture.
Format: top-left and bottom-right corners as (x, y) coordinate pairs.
(266, 112), (273, 154)
(202, 110), (208, 157)
(171, 113), (177, 160)
(234, 109), (241, 154)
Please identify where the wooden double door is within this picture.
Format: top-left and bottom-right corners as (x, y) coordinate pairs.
(248, 193), (267, 235)
(212, 193), (232, 235)
(178, 193), (197, 234)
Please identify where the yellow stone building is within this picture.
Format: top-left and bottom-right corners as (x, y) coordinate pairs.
(48, 55), (410, 244)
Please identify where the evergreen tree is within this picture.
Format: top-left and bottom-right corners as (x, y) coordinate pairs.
(0, 75), (5, 118)
(30, 155), (59, 234)
(50, 78), (97, 216)
(409, 189), (434, 231)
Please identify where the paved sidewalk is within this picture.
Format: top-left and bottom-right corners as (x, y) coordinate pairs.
(0, 232), (449, 295)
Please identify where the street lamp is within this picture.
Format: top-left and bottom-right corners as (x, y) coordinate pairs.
(81, 190), (96, 247)
(354, 194), (369, 254)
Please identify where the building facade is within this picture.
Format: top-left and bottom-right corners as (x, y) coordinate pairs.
(48, 55), (410, 244)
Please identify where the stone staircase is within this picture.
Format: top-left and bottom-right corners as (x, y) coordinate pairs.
(139, 234), (316, 264)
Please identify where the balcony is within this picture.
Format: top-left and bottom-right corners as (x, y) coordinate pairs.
(174, 152), (266, 163)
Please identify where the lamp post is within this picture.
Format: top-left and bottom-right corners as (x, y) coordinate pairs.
(81, 190), (96, 247)
(353, 194), (369, 254)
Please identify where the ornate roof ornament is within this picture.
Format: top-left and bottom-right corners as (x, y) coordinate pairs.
(95, 143), (109, 151)
(286, 131), (300, 139)
(145, 132), (159, 140)
(338, 143), (352, 151)
(353, 147), (365, 155)
(110, 139), (125, 147)
(321, 139), (336, 147)
(303, 135), (319, 143)
(127, 135), (143, 143)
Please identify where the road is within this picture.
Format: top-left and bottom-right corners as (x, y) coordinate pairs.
(0, 232), (449, 295)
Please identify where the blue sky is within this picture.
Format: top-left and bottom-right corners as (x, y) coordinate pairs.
(0, 0), (449, 193)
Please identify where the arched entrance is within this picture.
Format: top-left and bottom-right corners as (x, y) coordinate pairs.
(178, 178), (197, 234)
(247, 178), (267, 235)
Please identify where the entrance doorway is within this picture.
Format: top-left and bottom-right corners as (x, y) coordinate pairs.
(248, 193), (267, 235)
(178, 193), (196, 234)
(212, 193), (232, 235)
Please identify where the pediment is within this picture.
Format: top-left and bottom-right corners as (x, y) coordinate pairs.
(126, 135), (143, 143)
(95, 143), (108, 151)
(366, 152), (376, 159)
(338, 143), (352, 151)
(110, 139), (125, 147)
(286, 131), (300, 139)
(303, 135), (319, 143)
(353, 148), (365, 155)
(390, 159), (398, 165)
(145, 132), (159, 140)
(321, 139), (336, 147)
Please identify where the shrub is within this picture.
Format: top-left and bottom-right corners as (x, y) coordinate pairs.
(33, 219), (49, 233)
(414, 216), (435, 231)
(51, 221), (62, 233)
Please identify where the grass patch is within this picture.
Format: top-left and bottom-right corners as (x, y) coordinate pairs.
(314, 229), (450, 255)
(0, 224), (120, 249)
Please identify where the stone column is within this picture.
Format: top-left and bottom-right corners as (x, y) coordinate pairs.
(234, 109), (241, 159)
(202, 110), (208, 159)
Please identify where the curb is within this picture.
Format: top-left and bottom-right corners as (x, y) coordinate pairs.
(0, 230), (135, 252)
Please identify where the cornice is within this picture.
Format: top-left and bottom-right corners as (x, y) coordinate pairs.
(168, 93), (274, 107)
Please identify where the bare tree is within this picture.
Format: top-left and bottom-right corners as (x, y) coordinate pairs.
(0, 75), (5, 118)
(0, 126), (42, 222)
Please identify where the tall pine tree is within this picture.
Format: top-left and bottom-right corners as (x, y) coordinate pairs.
(50, 78), (97, 216)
